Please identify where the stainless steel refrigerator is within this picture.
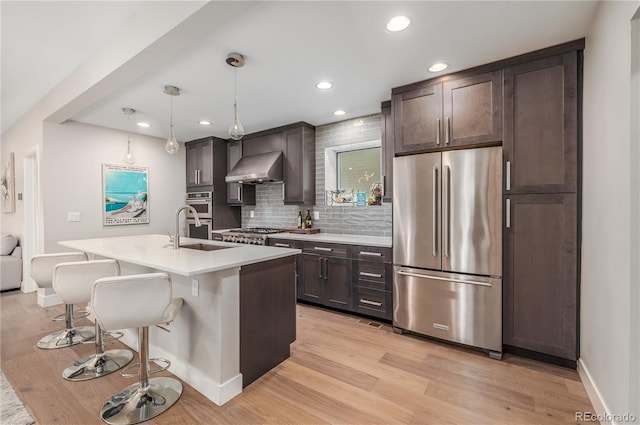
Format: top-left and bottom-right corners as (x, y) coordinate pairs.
(393, 146), (503, 358)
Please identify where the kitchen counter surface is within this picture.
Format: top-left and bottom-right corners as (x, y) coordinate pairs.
(268, 232), (392, 247)
(59, 234), (300, 277)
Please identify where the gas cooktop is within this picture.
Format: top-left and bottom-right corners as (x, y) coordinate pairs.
(228, 227), (285, 235)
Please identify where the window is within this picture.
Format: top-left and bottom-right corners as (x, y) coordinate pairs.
(337, 147), (381, 193)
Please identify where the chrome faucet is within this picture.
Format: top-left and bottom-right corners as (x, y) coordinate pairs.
(171, 205), (202, 249)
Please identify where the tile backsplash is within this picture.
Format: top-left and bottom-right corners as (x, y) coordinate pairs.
(241, 114), (392, 237)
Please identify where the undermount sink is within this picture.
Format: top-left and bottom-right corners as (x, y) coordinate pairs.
(180, 243), (233, 252)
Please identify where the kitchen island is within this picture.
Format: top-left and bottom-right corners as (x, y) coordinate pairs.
(59, 234), (300, 406)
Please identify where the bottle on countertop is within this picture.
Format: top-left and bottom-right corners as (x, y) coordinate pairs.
(297, 211), (303, 229)
(305, 209), (312, 229)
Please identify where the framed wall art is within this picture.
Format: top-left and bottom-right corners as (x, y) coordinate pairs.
(102, 163), (149, 225)
(1, 152), (15, 214)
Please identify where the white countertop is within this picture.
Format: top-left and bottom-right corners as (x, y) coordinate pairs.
(268, 232), (392, 247)
(59, 234), (300, 277)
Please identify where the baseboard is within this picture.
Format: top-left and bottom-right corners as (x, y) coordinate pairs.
(36, 288), (62, 307)
(578, 358), (613, 425)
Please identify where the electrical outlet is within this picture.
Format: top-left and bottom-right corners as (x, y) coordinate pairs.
(191, 279), (199, 297)
(67, 212), (80, 222)
(250, 210), (255, 218)
(314, 211), (320, 220)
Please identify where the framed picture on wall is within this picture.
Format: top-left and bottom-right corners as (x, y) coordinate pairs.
(1, 152), (16, 214)
(102, 163), (149, 226)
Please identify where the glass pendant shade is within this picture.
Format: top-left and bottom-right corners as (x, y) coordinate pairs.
(123, 138), (136, 164)
(165, 125), (180, 154)
(229, 102), (244, 140)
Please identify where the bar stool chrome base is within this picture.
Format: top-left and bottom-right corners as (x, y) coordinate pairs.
(63, 349), (133, 381)
(36, 325), (95, 349)
(100, 377), (182, 425)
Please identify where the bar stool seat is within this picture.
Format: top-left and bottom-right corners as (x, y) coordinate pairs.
(92, 272), (183, 425)
(52, 259), (133, 381)
(30, 252), (94, 349)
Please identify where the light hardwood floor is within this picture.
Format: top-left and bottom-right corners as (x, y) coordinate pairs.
(1, 290), (595, 424)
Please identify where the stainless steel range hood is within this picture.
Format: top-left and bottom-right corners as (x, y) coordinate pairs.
(225, 151), (283, 184)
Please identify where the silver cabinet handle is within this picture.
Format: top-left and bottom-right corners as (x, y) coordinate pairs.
(324, 258), (329, 280)
(397, 269), (493, 287)
(198, 169), (201, 184)
(433, 165), (438, 257)
(436, 118), (441, 145)
(282, 183), (285, 201)
(318, 257), (323, 279)
(274, 243), (291, 248)
(506, 198), (511, 229)
(360, 272), (383, 278)
(360, 299), (382, 307)
(194, 170), (198, 184)
(506, 161), (511, 191)
(445, 117), (451, 144)
(237, 186), (241, 202)
(443, 165), (450, 258)
(359, 251), (382, 257)
(314, 247), (332, 252)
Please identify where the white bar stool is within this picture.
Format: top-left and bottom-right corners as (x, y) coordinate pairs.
(52, 259), (134, 381)
(92, 272), (183, 425)
(30, 252), (94, 349)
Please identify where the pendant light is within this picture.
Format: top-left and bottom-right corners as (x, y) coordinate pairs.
(164, 85), (181, 154)
(122, 107), (136, 165)
(226, 53), (245, 140)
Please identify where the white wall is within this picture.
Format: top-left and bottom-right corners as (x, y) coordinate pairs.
(41, 121), (185, 252)
(581, 0), (640, 422)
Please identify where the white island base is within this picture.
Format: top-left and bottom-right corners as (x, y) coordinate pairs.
(59, 234), (299, 406)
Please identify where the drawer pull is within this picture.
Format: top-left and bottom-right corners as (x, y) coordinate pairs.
(274, 243), (290, 248)
(360, 272), (383, 278)
(314, 247), (332, 252)
(359, 251), (382, 257)
(360, 299), (382, 307)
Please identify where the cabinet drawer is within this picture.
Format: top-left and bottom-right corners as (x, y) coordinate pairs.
(351, 245), (392, 262)
(302, 242), (348, 258)
(268, 239), (301, 249)
(354, 261), (391, 291)
(354, 287), (392, 321)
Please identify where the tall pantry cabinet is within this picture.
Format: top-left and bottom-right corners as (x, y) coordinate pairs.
(503, 49), (581, 363)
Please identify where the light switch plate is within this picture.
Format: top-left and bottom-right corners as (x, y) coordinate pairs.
(191, 279), (199, 297)
(67, 212), (80, 222)
(250, 210), (255, 218)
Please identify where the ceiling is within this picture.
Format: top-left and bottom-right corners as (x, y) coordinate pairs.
(1, 1), (599, 142)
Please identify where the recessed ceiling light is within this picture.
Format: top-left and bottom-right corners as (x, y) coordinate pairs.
(333, 110), (346, 116)
(386, 16), (410, 32)
(315, 81), (333, 90)
(198, 120), (212, 126)
(428, 62), (449, 72)
(136, 122), (150, 128)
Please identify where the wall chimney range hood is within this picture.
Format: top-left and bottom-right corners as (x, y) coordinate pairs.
(225, 151), (284, 184)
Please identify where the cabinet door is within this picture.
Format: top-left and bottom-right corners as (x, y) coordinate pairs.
(283, 127), (303, 203)
(300, 253), (323, 302)
(199, 140), (214, 186)
(186, 143), (199, 187)
(442, 70), (503, 148)
(503, 53), (577, 193)
(393, 82), (443, 154)
(503, 193), (577, 360)
(324, 256), (351, 310)
(381, 102), (394, 202)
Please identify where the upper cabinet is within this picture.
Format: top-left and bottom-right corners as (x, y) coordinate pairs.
(503, 52), (578, 194)
(283, 124), (315, 205)
(380, 101), (394, 202)
(392, 70), (502, 154)
(186, 138), (214, 190)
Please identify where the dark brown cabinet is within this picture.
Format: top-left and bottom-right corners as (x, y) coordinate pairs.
(300, 242), (351, 309)
(381, 101), (394, 202)
(283, 125), (315, 205)
(503, 52), (578, 194)
(352, 245), (393, 321)
(186, 138), (214, 190)
(503, 194), (577, 360)
(226, 140), (255, 205)
(392, 70), (502, 154)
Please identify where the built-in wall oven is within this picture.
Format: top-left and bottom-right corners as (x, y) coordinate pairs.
(186, 192), (213, 239)
(185, 191), (212, 219)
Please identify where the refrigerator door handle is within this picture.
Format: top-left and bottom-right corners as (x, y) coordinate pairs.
(443, 165), (451, 258)
(397, 269), (493, 287)
(433, 165), (439, 257)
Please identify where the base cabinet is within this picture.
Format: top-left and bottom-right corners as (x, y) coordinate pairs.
(503, 193), (578, 360)
(300, 242), (352, 309)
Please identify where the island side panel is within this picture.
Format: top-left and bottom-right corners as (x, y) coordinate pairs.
(239, 256), (296, 387)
